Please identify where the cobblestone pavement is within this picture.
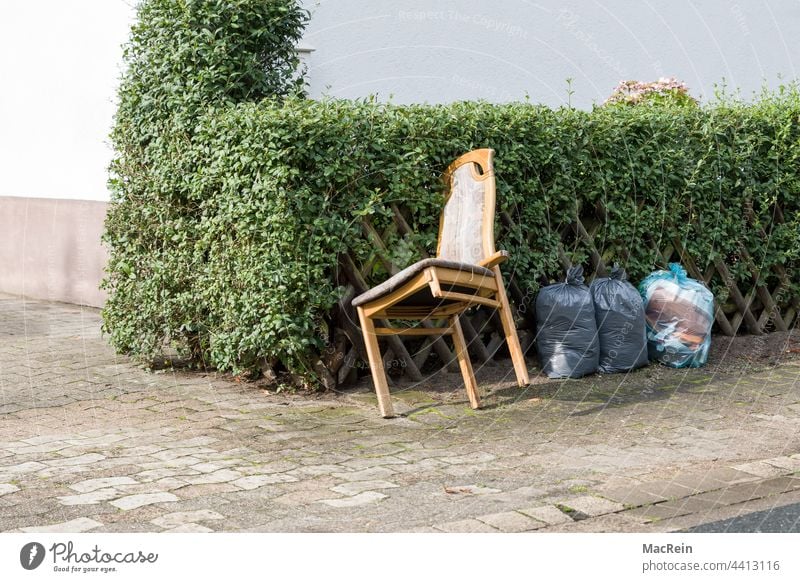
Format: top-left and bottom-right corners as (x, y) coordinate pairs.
(1, 294), (800, 533)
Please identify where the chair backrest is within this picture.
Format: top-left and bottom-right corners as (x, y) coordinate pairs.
(436, 149), (497, 265)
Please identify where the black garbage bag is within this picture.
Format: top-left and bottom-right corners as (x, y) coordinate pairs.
(590, 265), (649, 373)
(535, 265), (599, 378)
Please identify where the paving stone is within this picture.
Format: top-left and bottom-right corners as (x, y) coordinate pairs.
(331, 466), (396, 482)
(203, 447), (255, 461)
(625, 503), (695, 523)
(443, 484), (501, 495)
(115, 478), (188, 494)
(555, 496), (625, 517)
(35, 464), (99, 479)
(136, 468), (199, 482)
(8, 441), (71, 454)
(504, 485), (548, 499)
(232, 474), (298, 490)
(152, 447), (217, 461)
(65, 435), (127, 447)
(150, 456), (204, 469)
(0, 483), (20, 496)
(173, 483), (239, 499)
(45, 453), (106, 467)
(442, 464), (491, 478)
(58, 488), (122, 506)
(700, 467), (763, 485)
(273, 488), (341, 506)
(164, 437), (219, 449)
(517, 505), (574, 525)
(151, 510), (225, 529)
(110, 492), (179, 510)
(119, 445), (164, 456)
(541, 512), (652, 533)
(238, 461), (299, 476)
(20, 517), (103, 533)
(390, 459), (448, 474)
(733, 461), (788, 478)
(185, 469), (243, 485)
(654, 495), (726, 516)
(69, 476), (138, 493)
(476, 511), (545, 532)
(330, 480), (399, 496)
(763, 456), (800, 472)
(595, 486), (667, 508)
(395, 449), (454, 462)
(435, 519), (499, 533)
(163, 523), (214, 533)
(21, 435), (64, 445)
(187, 461), (241, 474)
(0, 461), (46, 474)
(441, 452), (496, 465)
(318, 491), (388, 507)
(639, 480), (698, 500)
(691, 477), (800, 506)
(292, 464), (346, 477)
(669, 470), (748, 493)
(356, 443), (407, 456)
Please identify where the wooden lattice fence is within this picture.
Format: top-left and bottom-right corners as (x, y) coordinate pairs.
(321, 201), (799, 387)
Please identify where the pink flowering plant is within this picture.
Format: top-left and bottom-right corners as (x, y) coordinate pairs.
(604, 77), (698, 106)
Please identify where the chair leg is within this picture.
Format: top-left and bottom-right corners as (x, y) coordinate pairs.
(357, 307), (394, 418)
(450, 315), (481, 409)
(493, 267), (530, 387)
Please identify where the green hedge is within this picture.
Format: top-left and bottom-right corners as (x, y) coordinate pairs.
(104, 1), (800, 380)
(104, 0), (308, 365)
(104, 95), (800, 378)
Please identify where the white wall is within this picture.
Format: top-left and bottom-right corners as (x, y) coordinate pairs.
(0, 1), (135, 202)
(2, 1), (799, 203)
(301, 0), (800, 107)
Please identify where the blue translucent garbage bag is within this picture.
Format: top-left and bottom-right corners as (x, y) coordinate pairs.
(535, 265), (599, 378)
(638, 263), (714, 368)
(590, 265), (649, 373)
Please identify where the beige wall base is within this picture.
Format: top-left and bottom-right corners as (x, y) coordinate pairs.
(0, 196), (108, 307)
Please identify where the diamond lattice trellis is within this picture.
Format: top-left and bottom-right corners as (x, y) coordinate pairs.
(320, 202), (798, 387)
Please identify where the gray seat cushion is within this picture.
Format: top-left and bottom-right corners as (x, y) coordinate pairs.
(351, 258), (495, 308)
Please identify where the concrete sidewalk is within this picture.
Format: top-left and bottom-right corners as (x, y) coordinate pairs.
(1, 293), (799, 533)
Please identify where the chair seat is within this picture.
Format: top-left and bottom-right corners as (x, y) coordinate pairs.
(351, 258), (494, 308)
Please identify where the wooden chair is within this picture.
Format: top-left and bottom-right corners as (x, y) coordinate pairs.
(352, 148), (530, 417)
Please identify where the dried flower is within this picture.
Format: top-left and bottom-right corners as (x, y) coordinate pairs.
(604, 77), (697, 106)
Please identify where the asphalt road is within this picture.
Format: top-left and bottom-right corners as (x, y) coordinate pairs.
(684, 502), (800, 533)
